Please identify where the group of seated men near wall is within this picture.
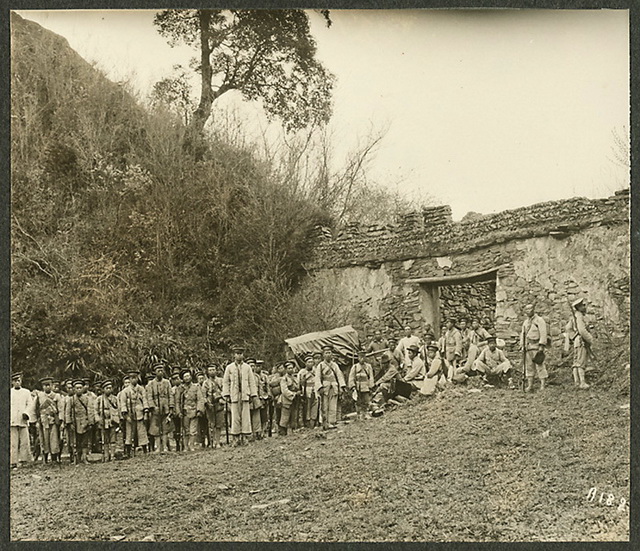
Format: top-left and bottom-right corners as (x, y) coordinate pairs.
(10, 300), (594, 469)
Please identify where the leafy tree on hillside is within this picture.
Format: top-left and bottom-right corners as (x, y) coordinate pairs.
(153, 9), (335, 141)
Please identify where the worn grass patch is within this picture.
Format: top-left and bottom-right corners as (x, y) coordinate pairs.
(11, 385), (629, 542)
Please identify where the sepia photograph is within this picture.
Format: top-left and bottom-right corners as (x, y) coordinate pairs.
(7, 5), (631, 543)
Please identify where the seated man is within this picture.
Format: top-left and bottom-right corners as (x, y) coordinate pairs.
(402, 344), (426, 390)
(370, 354), (400, 412)
(474, 336), (513, 384)
(419, 344), (451, 395)
(460, 318), (492, 373)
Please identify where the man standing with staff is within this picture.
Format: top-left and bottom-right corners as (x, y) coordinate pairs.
(314, 345), (346, 430)
(222, 344), (258, 446)
(521, 303), (549, 393)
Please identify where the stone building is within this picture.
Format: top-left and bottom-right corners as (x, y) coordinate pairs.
(301, 190), (630, 367)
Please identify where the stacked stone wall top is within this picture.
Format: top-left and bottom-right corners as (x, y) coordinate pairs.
(306, 192), (629, 270)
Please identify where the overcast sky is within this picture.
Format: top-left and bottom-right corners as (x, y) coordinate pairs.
(15, 9), (629, 220)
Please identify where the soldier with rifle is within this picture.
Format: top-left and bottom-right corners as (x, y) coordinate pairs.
(202, 363), (224, 448)
(298, 354), (318, 428)
(175, 368), (205, 451)
(256, 360), (271, 435)
(120, 370), (150, 456)
(95, 380), (120, 462)
(247, 358), (265, 440)
(567, 297), (595, 390)
(314, 345), (346, 430)
(278, 360), (301, 435)
(146, 363), (174, 452)
(169, 368), (183, 451)
(116, 375), (130, 453)
(267, 363), (285, 436)
(65, 379), (95, 465)
(348, 349), (375, 420)
(35, 376), (63, 464)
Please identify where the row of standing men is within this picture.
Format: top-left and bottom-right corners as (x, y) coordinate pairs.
(10, 300), (595, 467)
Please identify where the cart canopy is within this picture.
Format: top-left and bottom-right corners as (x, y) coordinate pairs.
(285, 325), (360, 367)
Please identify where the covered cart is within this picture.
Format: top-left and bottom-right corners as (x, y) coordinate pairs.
(284, 325), (360, 369)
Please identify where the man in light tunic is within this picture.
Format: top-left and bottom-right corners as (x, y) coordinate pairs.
(474, 336), (513, 383)
(520, 303), (549, 392)
(11, 372), (34, 468)
(223, 345), (258, 445)
(314, 345), (346, 430)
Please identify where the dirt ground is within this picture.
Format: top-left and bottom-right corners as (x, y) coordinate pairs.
(11, 381), (630, 542)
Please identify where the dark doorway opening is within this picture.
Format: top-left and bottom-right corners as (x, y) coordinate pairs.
(411, 269), (498, 338)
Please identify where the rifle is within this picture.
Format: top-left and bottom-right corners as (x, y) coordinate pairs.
(567, 299), (598, 364)
(301, 371), (308, 428)
(127, 391), (137, 456)
(224, 399), (230, 444)
(520, 325), (527, 392)
(390, 313), (404, 329)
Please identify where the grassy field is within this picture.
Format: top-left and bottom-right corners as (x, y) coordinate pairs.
(11, 382), (630, 542)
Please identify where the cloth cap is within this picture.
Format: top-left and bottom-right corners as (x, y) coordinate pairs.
(101, 380), (113, 390)
(146, 372), (155, 380)
(231, 344), (245, 352)
(125, 370), (139, 377)
(572, 297), (585, 308)
(153, 363), (166, 371)
(304, 353), (314, 361)
(426, 344), (439, 352)
(246, 358), (256, 364)
(11, 372), (23, 380)
(312, 352), (322, 358)
(73, 379), (84, 386)
(486, 336), (497, 343)
(39, 376), (53, 385)
(407, 344), (420, 353)
(284, 360), (296, 368)
(180, 368), (192, 378)
(82, 378), (91, 384)
(256, 360), (264, 365)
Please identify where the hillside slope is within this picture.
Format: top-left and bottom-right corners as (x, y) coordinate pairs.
(11, 12), (330, 383)
(10, 385), (629, 542)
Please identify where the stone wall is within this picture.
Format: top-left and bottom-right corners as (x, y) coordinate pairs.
(300, 190), (630, 367)
(439, 281), (496, 329)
